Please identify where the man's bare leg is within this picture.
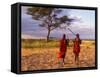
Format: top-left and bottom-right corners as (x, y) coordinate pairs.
(62, 58), (65, 65)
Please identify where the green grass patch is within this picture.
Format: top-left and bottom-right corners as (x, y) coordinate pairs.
(21, 39), (59, 48)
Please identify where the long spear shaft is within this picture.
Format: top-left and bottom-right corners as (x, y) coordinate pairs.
(67, 28), (76, 36)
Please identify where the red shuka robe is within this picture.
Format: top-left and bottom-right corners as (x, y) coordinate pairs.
(58, 39), (67, 59)
(73, 38), (81, 56)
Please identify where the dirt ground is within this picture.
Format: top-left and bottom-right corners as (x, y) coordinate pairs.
(21, 40), (95, 71)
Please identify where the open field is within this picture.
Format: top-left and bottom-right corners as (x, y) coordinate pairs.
(21, 39), (95, 71)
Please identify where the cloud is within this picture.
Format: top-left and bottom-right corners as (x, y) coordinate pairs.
(69, 14), (81, 20)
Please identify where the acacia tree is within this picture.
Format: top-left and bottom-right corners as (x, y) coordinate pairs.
(27, 7), (75, 41)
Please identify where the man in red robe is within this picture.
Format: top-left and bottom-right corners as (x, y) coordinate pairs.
(73, 34), (81, 64)
(58, 34), (68, 65)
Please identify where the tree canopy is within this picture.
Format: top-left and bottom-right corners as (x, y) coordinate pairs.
(27, 7), (76, 41)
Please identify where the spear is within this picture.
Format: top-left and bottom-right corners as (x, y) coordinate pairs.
(67, 28), (76, 36)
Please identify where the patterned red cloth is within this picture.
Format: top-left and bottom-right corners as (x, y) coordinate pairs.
(58, 39), (67, 59)
(73, 37), (81, 56)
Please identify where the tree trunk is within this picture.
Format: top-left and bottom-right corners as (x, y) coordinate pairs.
(47, 29), (50, 42)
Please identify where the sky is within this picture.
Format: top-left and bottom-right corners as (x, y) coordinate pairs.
(21, 6), (95, 40)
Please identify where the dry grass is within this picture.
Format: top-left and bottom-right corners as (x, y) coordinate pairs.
(21, 39), (95, 71)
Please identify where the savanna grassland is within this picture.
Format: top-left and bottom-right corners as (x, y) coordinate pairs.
(21, 39), (95, 71)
